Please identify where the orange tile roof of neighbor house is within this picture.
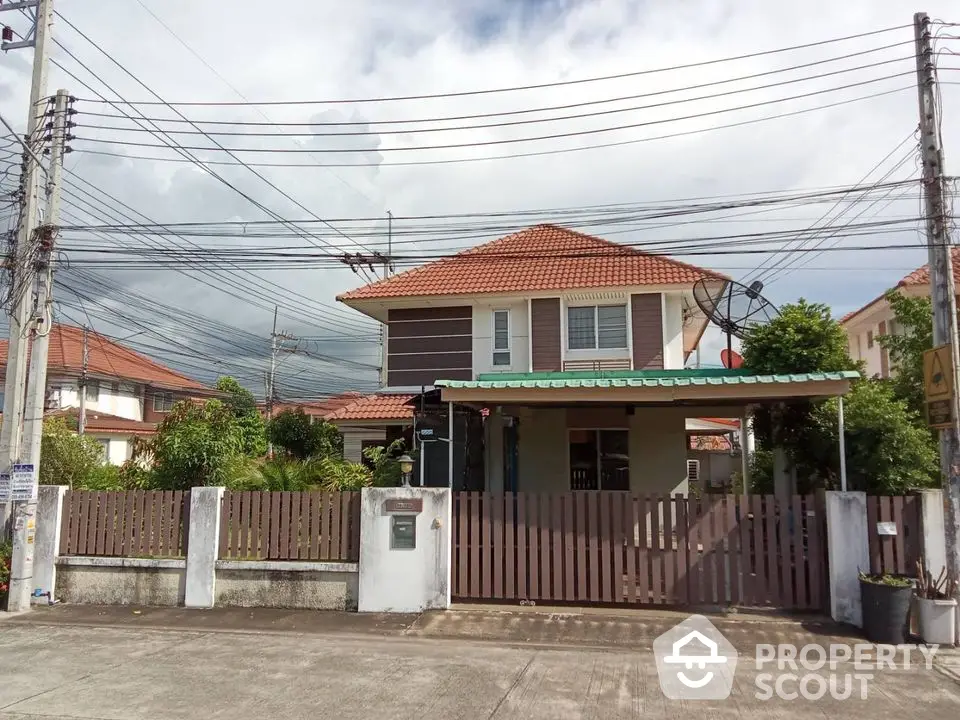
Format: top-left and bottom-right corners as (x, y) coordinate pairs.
(323, 393), (417, 422)
(48, 408), (158, 435)
(0, 324), (209, 391)
(337, 224), (727, 301)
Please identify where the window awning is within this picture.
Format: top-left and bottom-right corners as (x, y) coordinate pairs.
(435, 369), (859, 406)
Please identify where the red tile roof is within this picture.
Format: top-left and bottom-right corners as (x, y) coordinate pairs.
(338, 224), (726, 301)
(48, 408), (157, 435)
(261, 392), (364, 418)
(897, 247), (960, 287)
(0, 324), (209, 391)
(324, 393), (416, 422)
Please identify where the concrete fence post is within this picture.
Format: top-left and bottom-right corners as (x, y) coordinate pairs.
(184, 486), (224, 609)
(918, 489), (947, 576)
(825, 491), (870, 627)
(34, 485), (68, 600)
(358, 486), (451, 613)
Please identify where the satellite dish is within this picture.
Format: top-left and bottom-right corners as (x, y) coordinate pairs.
(693, 278), (779, 358)
(720, 349), (744, 369)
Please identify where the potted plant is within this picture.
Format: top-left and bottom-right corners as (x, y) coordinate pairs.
(860, 571), (913, 644)
(915, 558), (958, 646)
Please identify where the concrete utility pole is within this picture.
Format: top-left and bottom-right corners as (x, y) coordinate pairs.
(7, 89), (70, 613)
(77, 325), (88, 435)
(0, 0), (54, 539)
(914, 12), (960, 617)
(266, 306), (296, 456)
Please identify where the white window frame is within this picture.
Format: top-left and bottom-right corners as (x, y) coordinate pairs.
(96, 438), (110, 464)
(492, 309), (511, 367)
(566, 304), (628, 351)
(153, 391), (174, 412)
(84, 380), (99, 403)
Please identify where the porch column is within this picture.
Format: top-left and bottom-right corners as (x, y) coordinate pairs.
(838, 396), (848, 492)
(448, 401), (454, 489)
(739, 413), (752, 494)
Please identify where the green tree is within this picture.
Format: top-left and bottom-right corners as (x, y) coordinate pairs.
(268, 408), (341, 460)
(216, 376), (268, 457)
(151, 399), (244, 489)
(740, 299), (937, 494)
(39, 417), (104, 489)
(877, 291), (932, 419)
(741, 298), (856, 374)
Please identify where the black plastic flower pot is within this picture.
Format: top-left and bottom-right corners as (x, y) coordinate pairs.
(860, 578), (912, 644)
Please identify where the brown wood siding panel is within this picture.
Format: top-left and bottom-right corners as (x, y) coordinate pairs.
(388, 351), (473, 371)
(389, 307), (472, 321)
(531, 298), (561, 372)
(387, 368), (472, 387)
(388, 318), (472, 339)
(631, 294), (663, 369)
(389, 335), (472, 354)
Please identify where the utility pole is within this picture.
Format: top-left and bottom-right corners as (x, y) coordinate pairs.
(0, 0), (54, 540)
(7, 89), (69, 613)
(266, 306), (296, 456)
(78, 325), (88, 435)
(914, 12), (960, 623)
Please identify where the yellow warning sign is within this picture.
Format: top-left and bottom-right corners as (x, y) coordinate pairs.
(925, 344), (955, 429)
(925, 344), (953, 401)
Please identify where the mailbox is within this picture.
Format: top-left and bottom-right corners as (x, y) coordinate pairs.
(391, 515), (416, 549)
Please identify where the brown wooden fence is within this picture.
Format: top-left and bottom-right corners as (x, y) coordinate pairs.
(218, 490), (361, 561)
(59, 490), (189, 558)
(866, 495), (922, 577)
(451, 492), (827, 610)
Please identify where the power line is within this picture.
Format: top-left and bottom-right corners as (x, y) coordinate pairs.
(72, 24), (914, 106)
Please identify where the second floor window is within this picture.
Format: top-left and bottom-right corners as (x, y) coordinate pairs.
(153, 392), (175, 412)
(84, 381), (99, 403)
(567, 304), (628, 350)
(492, 309), (510, 366)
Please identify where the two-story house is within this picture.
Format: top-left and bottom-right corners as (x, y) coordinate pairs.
(336, 225), (856, 493)
(841, 248), (960, 378)
(0, 324), (216, 464)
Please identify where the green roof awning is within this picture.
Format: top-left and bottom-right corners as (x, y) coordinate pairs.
(437, 369), (860, 390)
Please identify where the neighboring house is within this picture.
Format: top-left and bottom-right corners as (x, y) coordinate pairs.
(841, 248), (960, 378)
(258, 394), (363, 423)
(337, 224), (856, 492)
(0, 324), (215, 465)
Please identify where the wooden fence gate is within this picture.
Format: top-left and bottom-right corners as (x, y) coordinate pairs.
(451, 492), (827, 611)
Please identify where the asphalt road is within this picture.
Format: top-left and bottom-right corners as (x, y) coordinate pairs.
(1, 608), (959, 719)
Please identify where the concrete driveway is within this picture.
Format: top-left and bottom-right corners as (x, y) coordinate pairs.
(1, 606), (959, 719)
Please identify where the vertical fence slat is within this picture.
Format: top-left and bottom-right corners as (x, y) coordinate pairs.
(306, 492), (318, 560)
(650, 495), (662, 604)
(58, 491), (72, 555)
(625, 495), (637, 603)
(764, 495), (780, 606)
(584, 492), (597, 602)
(528, 493), (540, 600)
(469, 492), (481, 598)
(172, 491), (184, 556)
(219, 492), (232, 559)
(791, 495), (807, 609)
(149, 492), (162, 557)
(154, 491), (166, 557)
(702, 498), (717, 604)
(248, 491), (260, 560)
(637, 495), (649, 604)
(78, 491), (93, 555)
(266, 492), (278, 559)
(778, 496), (794, 607)
(535, 494), (548, 602)
(675, 496), (689, 605)
(92, 491), (106, 555)
(613, 493), (625, 603)
(723, 496), (737, 606)
(457, 493), (468, 596)
(750, 495), (766, 604)
(551, 494), (563, 601)
(164, 490), (176, 557)
(516, 493), (527, 599)
(480, 493), (491, 599)
(319, 492), (331, 561)
(662, 495), (676, 604)
(504, 493), (516, 599)
(881, 496), (896, 574)
(326, 491), (339, 560)
(599, 493), (613, 602)
(737, 495), (751, 605)
(575, 493), (587, 601)
(561, 494), (573, 602)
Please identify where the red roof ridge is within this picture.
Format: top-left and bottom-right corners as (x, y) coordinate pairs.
(337, 223), (728, 302)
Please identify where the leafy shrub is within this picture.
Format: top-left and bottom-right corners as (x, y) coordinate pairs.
(39, 418), (104, 489)
(0, 541), (11, 600)
(317, 457), (372, 490)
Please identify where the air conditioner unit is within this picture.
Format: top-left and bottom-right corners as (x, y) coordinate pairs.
(686, 459), (700, 483)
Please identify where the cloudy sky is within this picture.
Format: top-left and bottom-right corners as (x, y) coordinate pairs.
(0, 0), (958, 395)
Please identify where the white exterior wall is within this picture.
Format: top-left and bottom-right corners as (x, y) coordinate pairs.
(472, 300), (529, 376)
(341, 427), (387, 463)
(90, 435), (132, 466)
(842, 304), (895, 379)
(49, 377), (143, 421)
(662, 293), (685, 370)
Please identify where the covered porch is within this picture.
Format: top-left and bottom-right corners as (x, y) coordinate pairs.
(436, 369), (858, 495)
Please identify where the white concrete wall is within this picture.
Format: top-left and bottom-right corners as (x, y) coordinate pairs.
(843, 304), (896, 379)
(215, 561), (358, 610)
(56, 557), (186, 606)
(49, 377), (143, 421)
(662, 293), (685, 370)
(341, 428), (386, 463)
(826, 491), (870, 627)
(358, 487), (451, 613)
(472, 300), (529, 376)
(90, 435), (132, 466)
